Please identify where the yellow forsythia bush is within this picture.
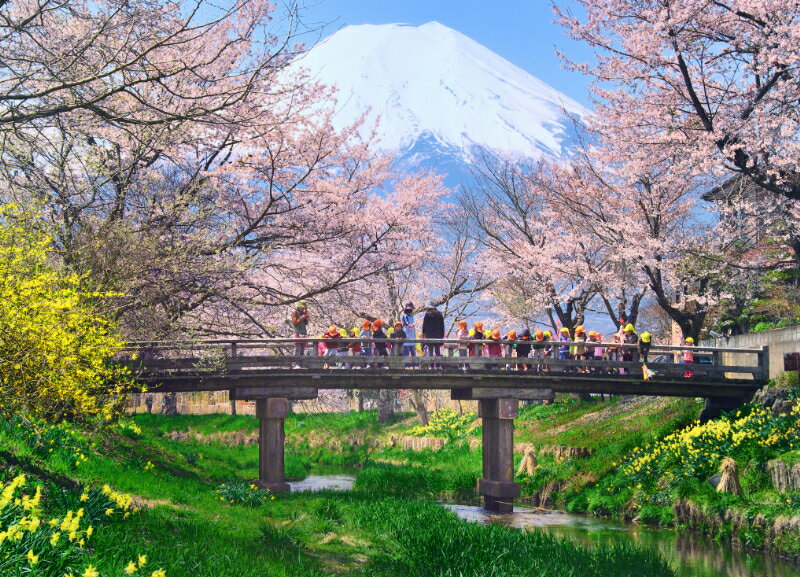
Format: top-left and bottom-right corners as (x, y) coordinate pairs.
(0, 205), (132, 422)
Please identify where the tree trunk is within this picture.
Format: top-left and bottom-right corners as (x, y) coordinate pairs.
(378, 390), (395, 424)
(409, 390), (429, 426)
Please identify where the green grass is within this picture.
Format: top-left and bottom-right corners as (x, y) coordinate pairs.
(777, 449), (800, 466)
(0, 409), (679, 577)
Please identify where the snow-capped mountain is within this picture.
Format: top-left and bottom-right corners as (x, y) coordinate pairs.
(294, 22), (589, 173)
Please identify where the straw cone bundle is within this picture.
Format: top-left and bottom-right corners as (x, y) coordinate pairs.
(517, 449), (538, 476)
(717, 457), (743, 495)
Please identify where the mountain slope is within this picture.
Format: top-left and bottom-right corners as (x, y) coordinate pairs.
(294, 22), (589, 167)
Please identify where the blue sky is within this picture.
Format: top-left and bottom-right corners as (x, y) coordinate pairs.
(294, 0), (595, 107)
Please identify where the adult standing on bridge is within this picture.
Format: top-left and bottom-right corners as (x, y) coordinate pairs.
(401, 302), (417, 359)
(421, 301), (445, 360)
(291, 300), (310, 367)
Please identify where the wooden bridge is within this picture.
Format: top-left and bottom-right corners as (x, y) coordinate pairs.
(122, 338), (769, 512)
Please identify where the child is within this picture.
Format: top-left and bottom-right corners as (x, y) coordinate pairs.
(456, 320), (470, 370)
(456, 320), (470, 355)
(401, 302), (417, 359)
(392, 320), (407, 359)
(638, 332), (652, 363)
(504, 329), (517, 370)
(360, 319), (373, 360)
(348, 328), (362, 363)
(682, 336), (695, 378)
(486, 329), (503, 369)
(589, 331), (604, 373)
(621, 323), (637, 374)
(372, 320), (388, 366)
(470, 322), (484, 359)
(558, 327), (572, 372)
(323, 325), (340, 357)
(516, 329), (533, 371)
(573, 326), (587, 373)
(322, 325), (340, 369)
(542, 330), (553, 372)
(291, 300), (310, 366)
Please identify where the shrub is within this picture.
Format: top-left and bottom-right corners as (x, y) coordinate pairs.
(215, 480), (275, 507)
(0, 205), (133, 422)
(406, 408), (476, 444)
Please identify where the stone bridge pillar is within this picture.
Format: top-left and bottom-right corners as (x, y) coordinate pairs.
(256, 397), (291, 493)
(477, 398), (519, 512)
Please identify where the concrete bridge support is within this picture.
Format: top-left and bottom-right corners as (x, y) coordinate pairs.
(256, 397), (291, 492)
(232, 387), (319, 493)
(452, 388), (552, 512)
(477, 398), (519, 513)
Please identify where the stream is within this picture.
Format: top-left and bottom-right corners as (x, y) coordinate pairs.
(289, 474), (800, 577)
(445, 504), (800, 577)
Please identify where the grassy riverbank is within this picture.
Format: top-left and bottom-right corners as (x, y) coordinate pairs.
(0, 411), (675, 577)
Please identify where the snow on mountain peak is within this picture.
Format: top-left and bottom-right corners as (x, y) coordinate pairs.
(294, 22), (589, 162)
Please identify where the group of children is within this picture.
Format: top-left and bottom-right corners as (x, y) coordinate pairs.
(449, 321), (654, 373)
(292, 301), (698, 374)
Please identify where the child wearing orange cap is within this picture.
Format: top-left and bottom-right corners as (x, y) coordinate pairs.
(456, 320), (470, 369)
(486, 328), (503, 369)
(588, 331), (604, 374)
(323, 325), (341, 357)
(391, 321), (407, 356)
(470, 322), (484, 359)
(573, 326), (587, 373)
(532, 329), (546, 372)
(372, 320), (388, 365)
(503, 330), (517, 370)
(517, 329), (533, 371)
(455, 320), (470, 353)
(359, 319), (373, 363)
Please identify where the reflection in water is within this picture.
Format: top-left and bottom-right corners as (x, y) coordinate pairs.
(288, 474), (355, 492)
(444, 505), (800, 577)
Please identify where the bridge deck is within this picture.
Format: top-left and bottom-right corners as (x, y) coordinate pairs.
(122, 338), (768, 401)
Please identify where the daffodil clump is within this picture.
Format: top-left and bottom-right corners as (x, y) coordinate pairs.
(114, 421), (143, 440)
(609, 403), (800, 495)
(407, 409), (477, 444)
(0, 205), (133, 423)
(0, 474), (164, 577)
(215, 480), (276, 507)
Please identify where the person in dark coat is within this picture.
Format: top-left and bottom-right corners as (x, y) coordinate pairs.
(516, 329), (533, 371)
(421, 300), (445, 360)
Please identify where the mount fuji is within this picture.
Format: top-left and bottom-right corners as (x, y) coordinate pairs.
(294, 22), (589, 184)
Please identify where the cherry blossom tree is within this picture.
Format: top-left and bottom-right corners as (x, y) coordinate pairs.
(0, 0), (293, 129)
(0, 0), (451, 342)
(555, 0), (800, 203)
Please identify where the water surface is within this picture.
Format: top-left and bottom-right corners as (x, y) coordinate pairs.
(288, 474), (355, 492)
(445, 504), (800, 577)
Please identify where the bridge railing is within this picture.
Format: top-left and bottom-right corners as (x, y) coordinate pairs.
(118, 338), (769, 383)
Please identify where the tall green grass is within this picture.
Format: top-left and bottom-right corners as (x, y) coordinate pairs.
(2, 410), (679, 577)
